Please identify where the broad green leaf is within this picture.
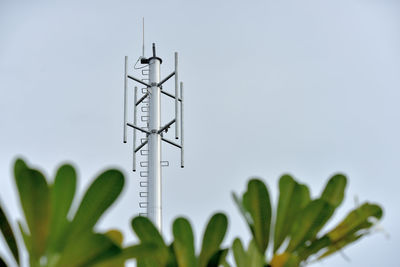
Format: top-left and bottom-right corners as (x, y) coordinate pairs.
(0, 203), (20, 265)
(57, 232), (121, 267)
(17, 221), (30, 254)
(274, 175), (310, 252)
(296, 236), (331, 260)
(327, 203), (383, 242)
(287, 199), (334, 252)
(131, 216), (169, 265)
(69, 169), (124, 238)
(232, 238), (246, 267)
(105, 229), (124, 245)
(270, 253), (299, 267)
(317, 233), (362, 260)
(246, 240), (265, 267)
(243, 179), (271, 254)
(172, 217), (196, 267)
(320, 174), (347, 208)
(198, 213), (228, 267)
(48, 164), (77, 252)
(167, 243), (178, 267)
(283, 254), (299, 267)
(14, 166), (50, 259)
(232, 193), (254, 227)
(206, 248), (229, 267)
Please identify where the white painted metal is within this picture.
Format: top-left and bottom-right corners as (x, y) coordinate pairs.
(175, 52), (179, 139)
(123, 56), (128, 143)
(148, 57), (162, 230)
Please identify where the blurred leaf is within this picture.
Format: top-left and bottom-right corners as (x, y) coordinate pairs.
(327, 203), (383, 242)
(206, 248), (229, 267)
(243, 179), (271, 254)
(274, 175), (310, 252)
(198, 213), (228, 267)
(172, 217), (196, 267)
(232, 193), (253, 226)
(14, 163), (51, 259)
(48, 164), (77, 252)
(320, 174), (347, 208)
(69, 169), (124, 238)
(232, 238), (246, 267)
(57, 232), (121, 267)
(282, 254), (299, 267)
(271, 253), (289, 267)
(246, 240), (265, 267)
(0, 203), (19, 265)
(287, 199), (334, 252)
(105, 229), (124, 246)
(17, 221), (30, 254)
(131, 216), (169, 265)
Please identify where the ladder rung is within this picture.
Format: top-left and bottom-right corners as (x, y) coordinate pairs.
(141, 116), (149, 122)
(140, 161), (148, 167)
(139, 202), (148, 208)
(140, 150), (149, 155)
(140, 181), (148, 187)
(139, 213), (148, 216)
(141, 106), (149, 112)
(141, 88), (148, 94)
(139, 191), (148, 197)
(142, 69), (149, 75)
(161, 161), (169, 167)
(140, 171), (148, 177)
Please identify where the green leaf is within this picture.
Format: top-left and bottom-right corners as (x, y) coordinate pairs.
(198, 213), (228, 267)
(172, 217), (196, 267)
(327, 202), (383, 242)
(0, 203), (20, 265)
(246, 240), (265, 267)
(14, 164), (51, 259)
(206, 248), (229, 267)
(232, 238), (246, 267)
(131, 216), (169, 265)
(48, 164), (77, 252)
(320, 174), (347, 208)
(105, 229), (124, 246)
(17, 221), (30, 255)
(69, 169), (124, 238)
(274, 175), (310, 252)
(287, 199), (334, 252)
(243, 179), (271, 254)
(232, 192), (254, 226)
(57, 232), (121, 267)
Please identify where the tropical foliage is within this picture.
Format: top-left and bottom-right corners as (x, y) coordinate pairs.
(232, 174), (383, 267)
(0, 159), (384, 267)
(0, 158), (125, 267)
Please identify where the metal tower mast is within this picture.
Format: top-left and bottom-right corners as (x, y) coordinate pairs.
(123, 43), (184, 231)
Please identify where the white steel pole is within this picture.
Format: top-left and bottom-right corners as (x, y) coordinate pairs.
(148, 57), (162, 230)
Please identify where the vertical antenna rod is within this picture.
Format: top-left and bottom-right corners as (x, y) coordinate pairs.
(175, 52), (179, 139)
(180, 82), (184, 168)
(133, 86), (137, 171)
(123, 56), (128, 143)
(142, 18), (145, 58)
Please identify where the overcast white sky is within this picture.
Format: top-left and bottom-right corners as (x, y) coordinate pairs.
(1, 0), (399, 266)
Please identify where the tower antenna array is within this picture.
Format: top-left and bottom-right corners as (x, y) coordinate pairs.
(123, 40), (184, 231)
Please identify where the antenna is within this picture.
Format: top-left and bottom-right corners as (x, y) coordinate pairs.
(123, 39), (184, 231)
(142, 17), (145, 58)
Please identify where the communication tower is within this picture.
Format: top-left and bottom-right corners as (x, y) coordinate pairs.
(123, 38), (184, 231)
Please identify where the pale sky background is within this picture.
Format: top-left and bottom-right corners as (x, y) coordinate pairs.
(0, 0), (399, 266)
